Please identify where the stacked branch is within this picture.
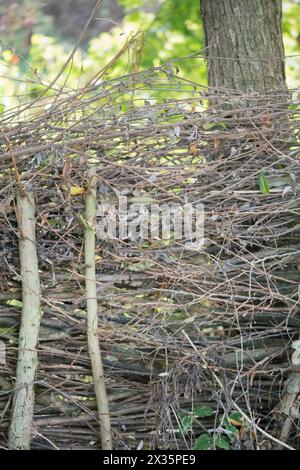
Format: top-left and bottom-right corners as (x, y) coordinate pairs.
(0, 61), (300, 449)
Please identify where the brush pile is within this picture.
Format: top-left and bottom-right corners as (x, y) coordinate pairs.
(0, 62), (300, 449)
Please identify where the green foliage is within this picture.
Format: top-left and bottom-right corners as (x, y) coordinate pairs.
(202, 121), (227, 131)
(179, 406), (214, 437)
(282, 1), (300, 87)
(179, 415), (194, 435)
(0, 1), (299, 110)
(192, 433), (231, 451)
(259, 173), (270, 194)
(228, 411), (243, 424)
(192, 433), (212, 450)
(118, 0), (206, 83)
(215, 435), (231, 450)
(118, 0), (145, 7)
(179, 407), (245, 451)
(6, 299), (22, 308)
(193, 405), (214, 418)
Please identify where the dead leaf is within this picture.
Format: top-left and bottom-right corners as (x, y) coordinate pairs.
(189, 143), (198, 156)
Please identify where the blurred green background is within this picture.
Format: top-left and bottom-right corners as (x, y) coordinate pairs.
(0, 0), (299, 109)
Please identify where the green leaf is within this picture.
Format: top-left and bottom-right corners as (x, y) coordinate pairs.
(228, 412), (243, 424)
(179, 415), (194, 435)
(193, 406), (214, 418)
(192, 433), (212, 450)
(259, 173), (270, 194)
(223, 418), (239, 433)
(215, 435), (230, 450)
(6, 299), (22, 308)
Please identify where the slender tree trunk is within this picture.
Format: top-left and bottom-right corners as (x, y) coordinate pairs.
(9, 192), (41, 449)
(200, 0), (286, 95)
(85, 166), (112, 450)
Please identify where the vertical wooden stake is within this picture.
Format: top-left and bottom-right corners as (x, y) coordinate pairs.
(85, 166), (112, 450)
(9, 192), (41, 449)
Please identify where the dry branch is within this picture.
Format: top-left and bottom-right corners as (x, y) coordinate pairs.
(0, 61), (300, 449)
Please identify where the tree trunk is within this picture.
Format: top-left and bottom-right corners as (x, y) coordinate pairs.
(9, 192), (41, 449)
(200, 0), (296, 449)
(200, 0), (286, 96)
(85, 166), (112, 450)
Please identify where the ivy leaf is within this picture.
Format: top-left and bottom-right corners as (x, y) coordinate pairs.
(215, 435), (230, 450)
(179, 415), (194, 435)
(193, 406), (214, 418)
(223, 418), (239, 433)
(228, 412), (243, 427)
(259, 173), (270, 194)
(192, 433), (212, 450)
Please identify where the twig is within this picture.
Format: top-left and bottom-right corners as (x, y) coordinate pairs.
(85, 165), (112, 450)
(233, 403), (295, 451)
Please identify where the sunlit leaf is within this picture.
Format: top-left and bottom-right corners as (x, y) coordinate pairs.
(70, 186), (85, 196)
(6, 299), (22, 308)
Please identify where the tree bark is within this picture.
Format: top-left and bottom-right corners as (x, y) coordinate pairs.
(200, 0), (296, 449)
(9, 192), (41, 450)
(85, 166), (112, 450)
(200, 0), (286, 96)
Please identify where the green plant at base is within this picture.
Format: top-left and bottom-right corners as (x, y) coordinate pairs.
(179, 407), (244, 451)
